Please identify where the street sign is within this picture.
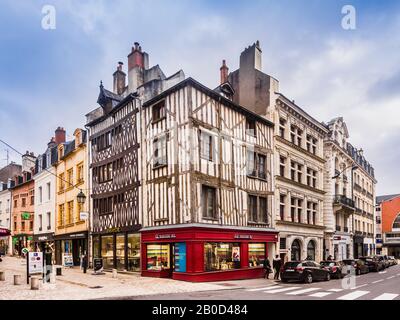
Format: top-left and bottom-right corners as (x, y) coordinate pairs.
(79, 211), (89, 220)
(22, 247), (29, 254)
(28, 252), (43, 275)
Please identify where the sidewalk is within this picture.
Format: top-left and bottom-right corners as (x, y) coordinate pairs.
(0, 256), (232, 300)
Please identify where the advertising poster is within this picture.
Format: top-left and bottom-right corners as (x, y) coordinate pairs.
(174, 243), (186, 273)
(28, 252), (43, 275)
(63, 253), (74, 267)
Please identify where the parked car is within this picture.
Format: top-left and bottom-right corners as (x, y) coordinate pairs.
(342, 259), (369, 276)
(387, 256), (397, 266)
(359, 256), (385, 272)
(320, 260), (345, 279)
(281, 261), (331, 284)
(375, 255), (390, 268)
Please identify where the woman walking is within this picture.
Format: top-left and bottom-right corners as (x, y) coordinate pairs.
(263, 258), (272, 279)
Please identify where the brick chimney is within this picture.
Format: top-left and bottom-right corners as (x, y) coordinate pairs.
(128, 42), (144, 70)
(113, 61), (126, 95)
(55, 127), (66, 145)
(220, 60), (229, 84)
(127, 42), (149, 93)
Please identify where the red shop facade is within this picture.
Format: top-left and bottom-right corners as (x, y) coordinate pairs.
(140, 224), (278, 282)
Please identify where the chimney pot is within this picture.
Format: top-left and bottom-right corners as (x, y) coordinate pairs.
(220, 59), (229, 84)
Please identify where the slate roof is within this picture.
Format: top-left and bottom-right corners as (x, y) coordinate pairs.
(376, 194), (400, 205)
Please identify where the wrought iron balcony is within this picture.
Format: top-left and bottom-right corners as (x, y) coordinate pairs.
(334, 195), (355, 208)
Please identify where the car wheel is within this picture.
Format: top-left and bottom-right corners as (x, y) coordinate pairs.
(281, 278), (288, 283)
(304, 273), (313, 284)
(325, 273), (331, 281)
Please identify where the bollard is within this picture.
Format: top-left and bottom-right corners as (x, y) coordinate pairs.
(30, 276), (39, 290)
(0, 271), (5, 281)
(112, 269), (118, 278)
(14, 274), (22, 285)
(56, 267), (62, 276)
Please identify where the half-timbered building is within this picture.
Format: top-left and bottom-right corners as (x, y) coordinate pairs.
(140, 77), (277, 281)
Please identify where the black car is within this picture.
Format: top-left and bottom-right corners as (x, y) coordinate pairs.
(359, 256), (385, 272)
(320, 261), (345, 279)
(281, 261), (331, 284)
(342, 259), (369, 276)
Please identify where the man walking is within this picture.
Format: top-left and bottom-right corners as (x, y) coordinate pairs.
(273, 255), (282, 280)
(263, 258), (272, 279)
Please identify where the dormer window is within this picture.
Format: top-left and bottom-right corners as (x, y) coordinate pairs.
(58, 145), (64, 159)
(152, 100), (166, 123)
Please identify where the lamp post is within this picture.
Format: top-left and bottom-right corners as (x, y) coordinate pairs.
(77, 190), (86, 205)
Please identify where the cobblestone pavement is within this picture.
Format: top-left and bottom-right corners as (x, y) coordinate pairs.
(0, 256), (232, 300)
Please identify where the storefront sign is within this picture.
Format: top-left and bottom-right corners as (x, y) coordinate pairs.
(21, 212), (31, 220)
(33, 233), (54, 242)
(55, 232), (88, 240)
(79, 212), (89, 220)
(105, 227), (121, 233)
(63, 253), (74, 267)
(174, 243), (186, 273)
(155, 234), (176, 240)
(93, 258), (103, 272)
(334, 236), (342, 241)
(0, 228), (10, 236)
(234, 234), (253, 240)
(28, 252), (43, 275)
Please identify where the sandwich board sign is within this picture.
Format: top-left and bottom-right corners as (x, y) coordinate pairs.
(26, 252), (44, 284)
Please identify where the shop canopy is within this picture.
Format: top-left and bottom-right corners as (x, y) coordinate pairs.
(0, 227), (11, 236)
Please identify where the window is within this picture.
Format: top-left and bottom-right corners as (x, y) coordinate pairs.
(21, 198), (26, 207)
(393, 214), (400, 230)
(307, 202), (318, 225)
(147, 244), (170, 270)
(59, 173), (65, 192)
(306, 168), (317, 188)
(257, 154), (267, 179)
(95, 131), (112, 151)
(247, 150), (268, 179)
(39, 187), (42, 204)
(290, 125), (303, 147)
(279, 118), (286, 138)
(29, 221), (33, 231)
(67, 201), (74, 224)
(247, 151), (256, 177)
(67, 169), (74, 188)
(77, 163), (84, 184)
(94, 197), (114, 215)
(47, 212), (51, 230)
(39, 215), (42, 231)
(248, 243), (266, 267)
(279, 156), (286, 177)
(246, 118), (256, 137)
(152, 100), (166, 122)
(14, 199), (17, 208)
(101, 235), (114, 270)
(21, 221), (25, 231)
(307, 241), (316, 261)
(199, 131), (214, 161)
(153, 135), (167, 167)
(96, 163), (113, 183)
(127, 233), (140, 272)
(204, 243), (241, 271)
(30, 196), (34, 205)
(58, 204), (65, 226)
(280, 195), (286, 221)
(291, 161), (303, 183)
(291, 198), (303, 223)
(248, 195), (268, 224)
(306, 135), (317, 154)
(202, 185), (217, 219)
(47, 182), (51, 200)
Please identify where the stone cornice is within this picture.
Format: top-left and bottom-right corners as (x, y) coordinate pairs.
(276, 136), (326, 164)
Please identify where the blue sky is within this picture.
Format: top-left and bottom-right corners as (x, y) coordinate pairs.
(0, 0), (399, 195)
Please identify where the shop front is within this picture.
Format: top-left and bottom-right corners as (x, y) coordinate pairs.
(0, 227), (11, 255)
(55, 231), (88, 267)
(92, 227), (141, 272)
(353, 235), (364, 259)
(33, 233), (55, 264)
(333, 234), (352, 260)
(12, 234), (33, 256)
(141, 224), (278, 282)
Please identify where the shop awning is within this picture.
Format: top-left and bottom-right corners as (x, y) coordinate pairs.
(0, 227), (11, 236)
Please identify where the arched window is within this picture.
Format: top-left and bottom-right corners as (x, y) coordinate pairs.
(307, 241), (316, 261)
(291, 240), (301, 261)
(393, 214), (400, 230)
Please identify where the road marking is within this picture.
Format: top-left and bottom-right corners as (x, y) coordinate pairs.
(337, 290), (369, 300)
(379, 271), (387, 274)
(372, 279), (384, 284)
(373, 293), (399, 300)
(351, 284), (368, 290)
(264, 286), (300, 294)
(328, 288), (344, 292)
(387, 276), (395, 280)
(247, 286), (280, 292)
(309, 292), (332, 298)
(286, 288), (321, 295)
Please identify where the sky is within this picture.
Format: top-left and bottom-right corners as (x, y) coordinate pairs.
(0, 0), (399, 195)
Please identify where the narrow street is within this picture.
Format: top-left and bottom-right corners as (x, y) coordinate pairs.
(124, 265), (400, 301)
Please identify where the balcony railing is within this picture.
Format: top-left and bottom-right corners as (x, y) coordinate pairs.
(334, 195), (355, 208)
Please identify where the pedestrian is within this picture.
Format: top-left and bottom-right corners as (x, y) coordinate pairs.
(273, 255), (282, 280)
(263, 258), (272, 279)
(82, 253), (88, 274)
(327, 255), (333, 261)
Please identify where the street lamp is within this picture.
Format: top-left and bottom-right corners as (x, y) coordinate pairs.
(77, 190), (86, 204)
(332, 164), (358, 179)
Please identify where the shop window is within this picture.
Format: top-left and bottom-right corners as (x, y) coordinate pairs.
(248, 243), (266, 267)
(101, 235), (114, 270)
(202, 185), (217, 219)
(307, 241), (316, 261)
(147, 244), (170, 270)
(116, 234), (126, 271)
(204, 243), (241, 272)
(291, 239), (301, 261)
(93, 236), (100, 259)
(127, 233), (140, 272)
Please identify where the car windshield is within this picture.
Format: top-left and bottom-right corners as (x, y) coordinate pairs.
(284, 262), (301, 268)
(320, 261), (335, 267)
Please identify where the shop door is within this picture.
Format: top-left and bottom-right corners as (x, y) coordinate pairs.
(168, 244), (175, 278)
